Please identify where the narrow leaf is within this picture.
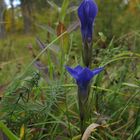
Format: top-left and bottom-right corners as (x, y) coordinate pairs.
(0, 121), (19, 140)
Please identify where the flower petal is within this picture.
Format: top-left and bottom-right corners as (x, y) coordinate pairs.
(92, 67), (104, 76)
(85, 0), (98, 22)
(74, 65), (83, 73)
(77, 67), (94, 87)
(65, 66), (78, 79)
(78, 0), (98, 41)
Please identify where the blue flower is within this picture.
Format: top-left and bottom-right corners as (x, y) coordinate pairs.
(78, 0), (98, 42)
(65, 65), (103, 100)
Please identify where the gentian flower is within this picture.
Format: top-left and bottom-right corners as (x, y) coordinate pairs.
(65, 65), (103, 102)
(78, 0), (98, 42)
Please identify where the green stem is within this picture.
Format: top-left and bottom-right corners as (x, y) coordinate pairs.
(78, 98), (85, 135)
(78, 87), (89, 135)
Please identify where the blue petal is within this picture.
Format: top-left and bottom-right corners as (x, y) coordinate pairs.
(85, 0), (98, 22)
(65, 66), (78, 79)
(78, 1), (86, 28)
(74, 65), (83, 73)
(92, 67), (104, 76)
(77, 67), (94, 87)
(78, 0), (98, 41)
(66, 65), (103, 90)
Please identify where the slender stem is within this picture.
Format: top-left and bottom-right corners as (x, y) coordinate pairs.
(82, 41), (93, 68)
(78, 98), (85, 135)
(78, 87), (86, 135)
(77, 84), (91, 136)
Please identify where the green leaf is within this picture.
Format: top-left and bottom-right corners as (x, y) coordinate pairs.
(0, 121), (19, 140)
(122, 82), (139, 88)
(60, 0), (69, 22)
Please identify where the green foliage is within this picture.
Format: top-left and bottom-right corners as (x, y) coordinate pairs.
(60, 0), (70, 22)
(0, 121), (19, 140)
(0, 0), (140, 139)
